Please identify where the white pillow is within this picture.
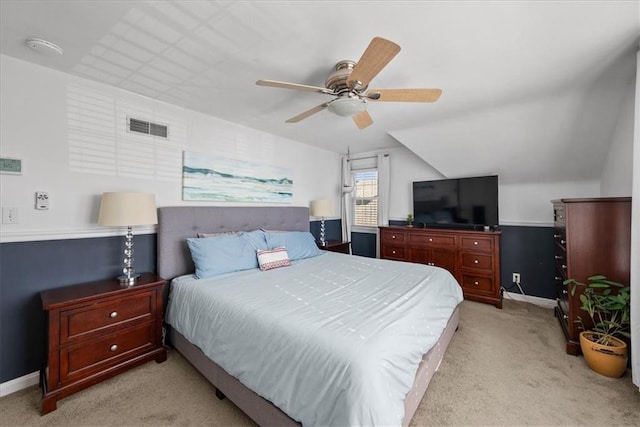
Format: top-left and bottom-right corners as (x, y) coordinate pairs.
(257, 247), (291, 271)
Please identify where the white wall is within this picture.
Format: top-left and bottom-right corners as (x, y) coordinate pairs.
(0, 55), (341, 242)
(387, 144), (601, 226)
(601, 79), (635, 196)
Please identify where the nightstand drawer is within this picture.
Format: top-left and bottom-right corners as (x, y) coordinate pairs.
(61, 321), (155, 384)
(61, 292), (155, 344)
(460, 252), (493, 270)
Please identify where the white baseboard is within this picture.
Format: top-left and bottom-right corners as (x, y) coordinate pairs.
(0, 371), (39, 397)
(503, 291), (556, 309)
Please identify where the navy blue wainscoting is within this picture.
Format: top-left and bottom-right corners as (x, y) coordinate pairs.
(498, 225), (555, 299)
(309, 219), (342, 244)
(351, 232), (377, 258)
(0, 234), (156, 383)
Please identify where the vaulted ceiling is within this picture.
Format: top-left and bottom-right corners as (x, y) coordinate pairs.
(1, 1), (638, 184)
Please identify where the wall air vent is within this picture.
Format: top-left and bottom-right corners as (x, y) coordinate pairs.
(127, 117), (168, 138)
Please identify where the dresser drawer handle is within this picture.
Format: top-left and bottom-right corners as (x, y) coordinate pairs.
(474, 259), (479, 264)
(563, 314), (568, 320)
(429, 238), (433, 242)
(473, 241), (478, 245)
(554, 234), (561, 238)
(109, 311), (118, 318)
(555, 276), (562, 281)
(474, 281), (479, 286)
(110, 344), (118, 352)
(392, 235), (396, 239)
(562, 264), (567, 270)
(554, 255), (562, 260)
(562, 290), (568, 295)
(392, 250), (396, 254)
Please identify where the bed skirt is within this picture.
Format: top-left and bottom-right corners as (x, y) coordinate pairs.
(166, 306), (460, 426)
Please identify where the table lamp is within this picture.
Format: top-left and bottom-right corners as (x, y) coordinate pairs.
(310, 199), (333, 246)
(98, 192), (157, 286)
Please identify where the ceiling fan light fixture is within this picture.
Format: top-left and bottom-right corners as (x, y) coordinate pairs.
(328, 97), (366, 117)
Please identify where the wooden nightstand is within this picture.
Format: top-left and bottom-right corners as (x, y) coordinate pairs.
(318, 240), (351, 254)
(40, 273), (167, 414)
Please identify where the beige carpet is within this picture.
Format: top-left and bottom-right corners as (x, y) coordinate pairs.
(2, 299), (638, 426)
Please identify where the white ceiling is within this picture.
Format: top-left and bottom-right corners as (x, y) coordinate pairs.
(1, 1), (638, 184)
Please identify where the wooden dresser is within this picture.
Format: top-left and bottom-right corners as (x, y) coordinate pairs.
(552, 197), (631, 355)
(40, 274), (167, 414)
(380, 226), (502, 308)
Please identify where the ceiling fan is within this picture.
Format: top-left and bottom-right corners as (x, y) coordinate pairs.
(256, 37), (442, 129)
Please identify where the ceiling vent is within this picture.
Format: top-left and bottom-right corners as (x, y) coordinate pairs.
(127, 117), (168, 138)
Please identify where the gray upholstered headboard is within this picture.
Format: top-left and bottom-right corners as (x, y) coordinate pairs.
(157, 206), (310, 280)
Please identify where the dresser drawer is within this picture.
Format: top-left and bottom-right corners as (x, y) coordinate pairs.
(60, 292), (155, 344)
(60, 321), (155, 384)
(460, 252), (493, 270)
(409, 233), (456, 248)
(381, 230), (406, 244)
(460, 274), (495, 293)
(382, 245), (406, 260)
(460, 237), (493, 252)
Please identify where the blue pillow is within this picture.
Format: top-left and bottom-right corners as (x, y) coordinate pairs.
(264, 231), (322, 261)
(187, 230), (268, 279)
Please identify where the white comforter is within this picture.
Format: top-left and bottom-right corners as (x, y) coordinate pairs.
(166, 252), (463, 426)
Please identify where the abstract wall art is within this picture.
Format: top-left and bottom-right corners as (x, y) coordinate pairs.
(182, 151), (293, 203)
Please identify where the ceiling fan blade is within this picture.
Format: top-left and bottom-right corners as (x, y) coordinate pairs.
(366, 88), (443, 102)
(352, 111), (373, 129)
(285, 103), (329, 123)
(347, 37), (401, 89)
(256, 79), (334, 95)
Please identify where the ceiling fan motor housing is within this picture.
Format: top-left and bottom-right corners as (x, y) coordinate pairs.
(325, 60), (367, 94)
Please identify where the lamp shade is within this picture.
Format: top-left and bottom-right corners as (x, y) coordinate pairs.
(310, 199), (333, 217)
(98, 192), (158, 226)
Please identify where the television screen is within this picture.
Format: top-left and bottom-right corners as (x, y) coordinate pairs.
(412, 175), (498, 228)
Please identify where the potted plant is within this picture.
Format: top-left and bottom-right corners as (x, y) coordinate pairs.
(406, 214), (414, 228)
(564, 275), (631, 378)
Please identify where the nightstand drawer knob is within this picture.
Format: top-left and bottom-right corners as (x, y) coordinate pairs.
(110, 344), (118, 352)
(109, 311), (118, 318)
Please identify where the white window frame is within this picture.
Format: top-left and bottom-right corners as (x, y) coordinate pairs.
(351, 168), (378, 233)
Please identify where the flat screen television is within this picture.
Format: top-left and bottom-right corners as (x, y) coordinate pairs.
(412, 175), (499, 229)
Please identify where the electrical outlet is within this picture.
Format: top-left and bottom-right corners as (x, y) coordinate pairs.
(35, 191), (49, 210)
(512, 272), (521, 284)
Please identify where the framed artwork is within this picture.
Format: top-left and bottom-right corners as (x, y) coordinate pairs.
(182, 151), (293, 203)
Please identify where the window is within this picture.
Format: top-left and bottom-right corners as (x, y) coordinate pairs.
(353, 170), (378, 227)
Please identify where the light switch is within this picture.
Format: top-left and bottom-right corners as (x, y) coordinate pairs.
(2, 207), (18, 224)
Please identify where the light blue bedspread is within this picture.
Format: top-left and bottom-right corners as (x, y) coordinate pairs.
(166, 252), (463, 426)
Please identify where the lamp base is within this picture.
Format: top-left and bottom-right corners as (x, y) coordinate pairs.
(117, 273), (140, 287)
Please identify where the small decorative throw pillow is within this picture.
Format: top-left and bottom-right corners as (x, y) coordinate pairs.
(257, 247), (291, 271)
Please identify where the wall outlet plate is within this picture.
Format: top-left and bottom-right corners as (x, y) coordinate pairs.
(36, 191), (49, 210)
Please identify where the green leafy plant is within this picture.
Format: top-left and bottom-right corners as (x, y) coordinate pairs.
(564, 275), (630, 346)
(406, 214), (414, 225)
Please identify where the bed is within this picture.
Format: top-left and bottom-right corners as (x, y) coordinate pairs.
(158, 206), (463, 426)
